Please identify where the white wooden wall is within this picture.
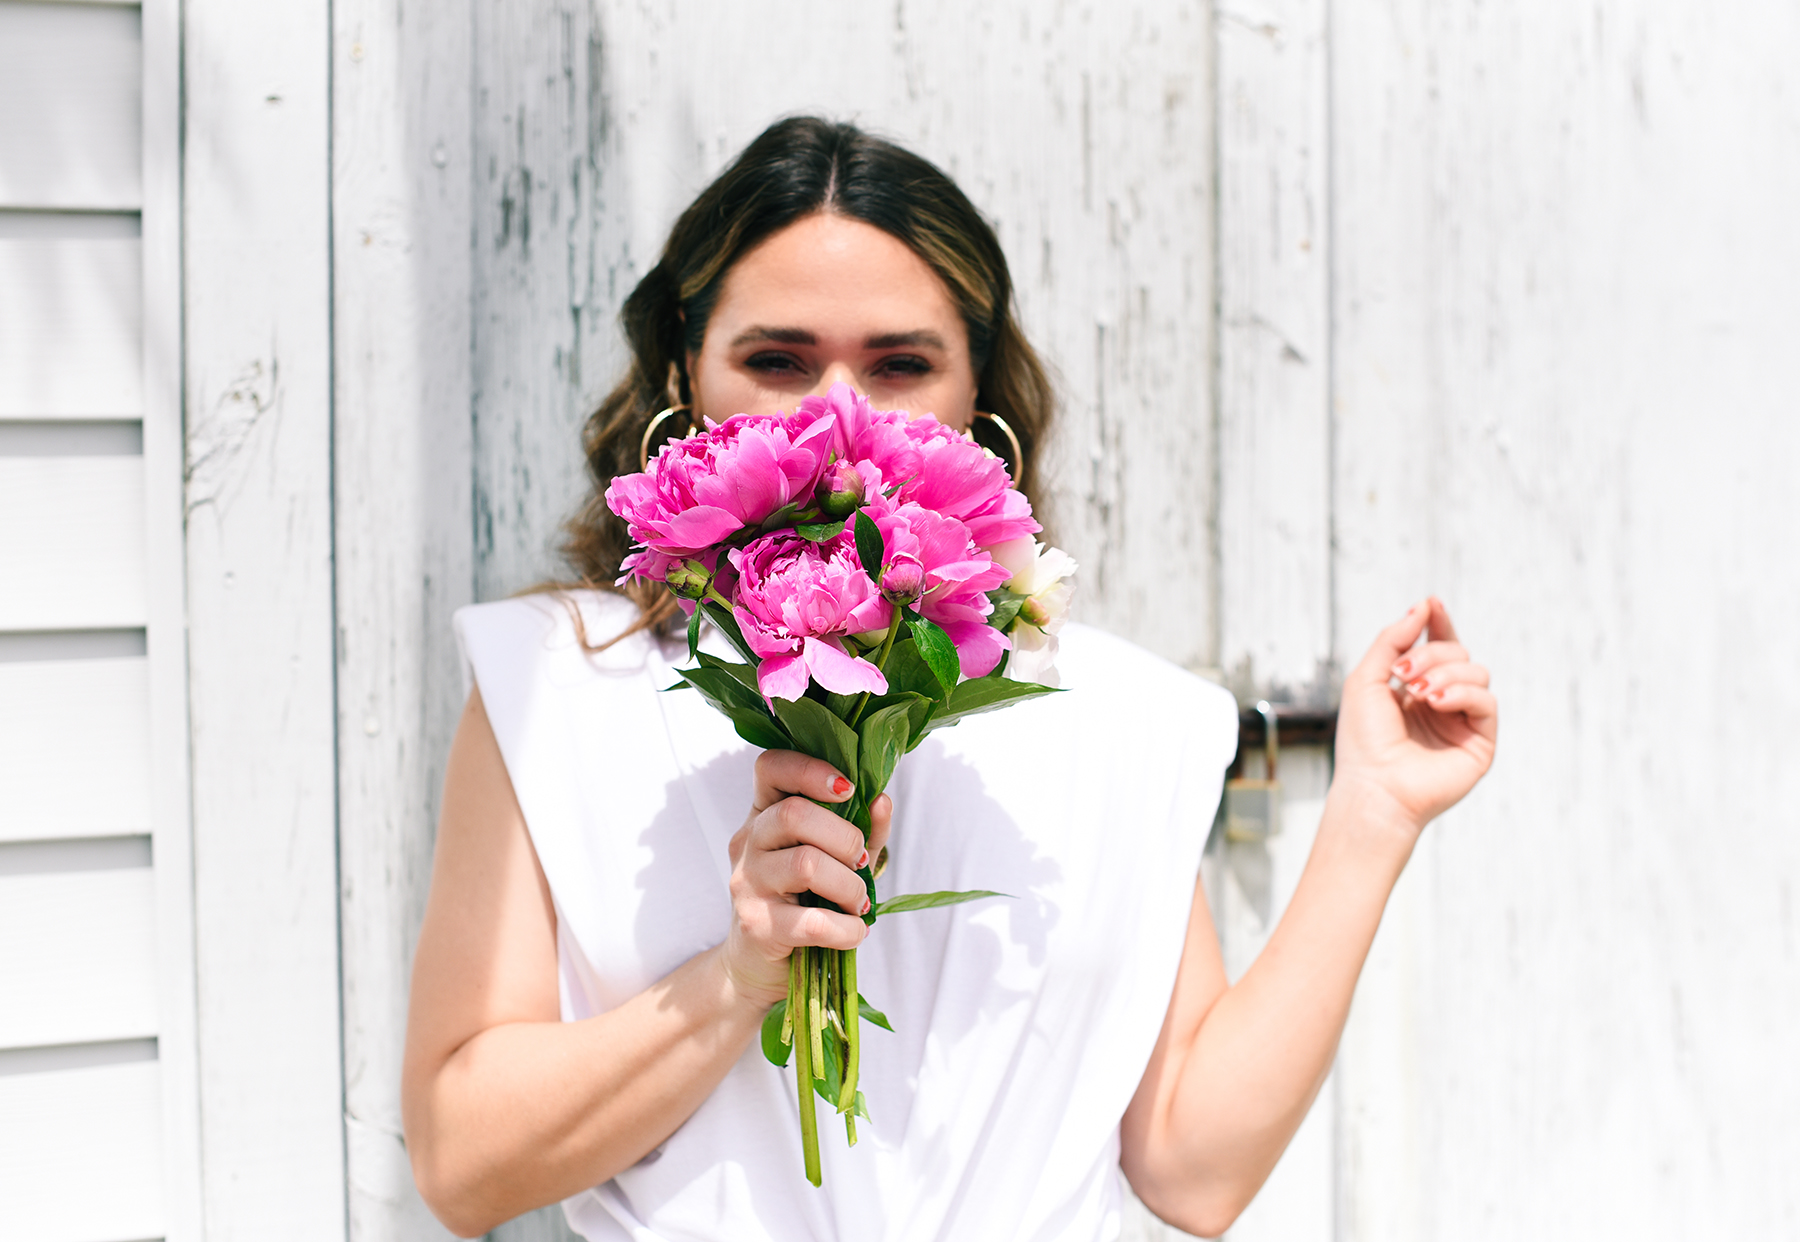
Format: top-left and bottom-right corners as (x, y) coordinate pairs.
(9, 0), (1794, 1238)
(1329, 3), (1800, 1235)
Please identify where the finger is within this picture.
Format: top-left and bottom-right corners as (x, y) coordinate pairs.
(1389, 639), (1469, 681)
(1399, 660), (1489, 700)
(752, 749), (855, 814)
(865, 793), (892, 860)
(1425, 595), (1461, 645)
(769, 901), (870, 952)
(1423, 683), (1498, 738)
(1348, 599), (1431, 689)
(757, 843), (872, 913)
(750, 796), (869, 870)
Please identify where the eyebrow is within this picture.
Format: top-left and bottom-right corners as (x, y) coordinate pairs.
(729, 326), (949, 351)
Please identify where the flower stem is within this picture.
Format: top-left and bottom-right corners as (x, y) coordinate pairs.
(847, 610), (905, 728)
(838, 949), (860, 1117)
(793, 946), (820, 1186)
(809, 950), (825, 1074)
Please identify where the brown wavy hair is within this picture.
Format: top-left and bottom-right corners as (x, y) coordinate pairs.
(559, 116), (1055, 643)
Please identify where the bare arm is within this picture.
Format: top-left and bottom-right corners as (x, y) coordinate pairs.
(1121, 598), (1498, 1236)
(402, 687), (889, 1237)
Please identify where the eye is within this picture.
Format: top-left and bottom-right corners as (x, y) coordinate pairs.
(744, 351), (805, 376)
(873, 355), (932, 379)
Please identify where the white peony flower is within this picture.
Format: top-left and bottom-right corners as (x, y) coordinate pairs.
(989, 537), (1079, 686)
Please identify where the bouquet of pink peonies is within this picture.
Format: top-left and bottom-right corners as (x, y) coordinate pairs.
(605, 383), (1076, 1186)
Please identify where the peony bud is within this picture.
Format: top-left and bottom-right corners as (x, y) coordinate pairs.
(815, 460), (867, 518)
(664, 558), (714, 601)
(880, 559), (925, 607)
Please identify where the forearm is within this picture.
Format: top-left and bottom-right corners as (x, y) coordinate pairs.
(1126, 782), (1415, 1232)
(407, 944), (764, 1236)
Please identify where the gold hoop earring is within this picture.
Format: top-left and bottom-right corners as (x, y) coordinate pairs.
(973, 410), (1025, 481)
(639, 404), (692, 470)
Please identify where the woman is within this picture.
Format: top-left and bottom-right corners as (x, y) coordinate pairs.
(402, 117), (1497, 1240)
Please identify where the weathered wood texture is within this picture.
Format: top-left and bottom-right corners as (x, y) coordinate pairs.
(332, 0), (474, 1237)
(1205, 2), (1338, 1238)
(184, 0), (347, 1234)
(1330, 3), (1800, 1237)
(1217, 0), (1332, 702)
(470, 0), (1219, 672)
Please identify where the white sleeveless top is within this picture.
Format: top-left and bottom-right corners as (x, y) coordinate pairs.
(455, 591), (1237, 1242)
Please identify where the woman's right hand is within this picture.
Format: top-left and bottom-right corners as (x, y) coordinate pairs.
(722, 751), (893, 1009)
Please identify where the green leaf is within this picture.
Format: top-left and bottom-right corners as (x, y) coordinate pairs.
(758, 500), (807, 532)
(879, 637), (949, 705)
(794, 519), (846, 541)
(854, 510), (885, 583)
(680, 665), (766, 715)
(908, 616), (961, 697)
(876, 889), (1008, 915)
(761, 1000), (792, 1067)
(902, 692), (936, 751)
(771, 694), (860, 782)
(851, 1090), (871, 1121)
(724, 706), (793, 752)
(857, 702), (912, 798)
(925, 675), (1061, 730)
(699, 601), (758, 665)
(857, 996), (894, 1032)
(813, 1025), (843, 1102)
(686, 606), (702, 662)
(696, 651), (762, 696)
(985, 588), (1026, 632)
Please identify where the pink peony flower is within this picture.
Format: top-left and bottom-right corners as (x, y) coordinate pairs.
(868, 496), (1014, 680)
(790, 383), (923, 489)
(792, 382), (1040, 549)
(894, 414), (1041, 549)
(729, 531), (893, 701)
(605, 412), (837, 579)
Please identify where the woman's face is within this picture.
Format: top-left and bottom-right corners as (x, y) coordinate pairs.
(687, 213), (979, 431)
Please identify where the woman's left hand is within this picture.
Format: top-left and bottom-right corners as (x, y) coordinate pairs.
(1332, 596), (1498, 838)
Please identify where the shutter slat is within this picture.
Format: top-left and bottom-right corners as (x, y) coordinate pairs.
(0, 1061), (165, 1241)
(0, 458), (147, 630)
(0, 869), (159, 1050)
(0, 238), (143, 419)
(0, 657), (151, 843)
(0, 4), (142, 211)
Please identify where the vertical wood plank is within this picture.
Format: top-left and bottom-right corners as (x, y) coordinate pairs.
(332, 0), (473, 1237)
(142, 0), (205, 1232)
(1216, 0), (1333, 701)
(183, 0), (347, 1234)
(1211, 3), (1336, 1237)
(1330, 2), (1800, 1237)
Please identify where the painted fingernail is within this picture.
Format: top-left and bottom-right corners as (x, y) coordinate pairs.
(857, 849), (870, 870)
(1429, 688), (1446, 702)
(832, 777), (852, 797)
(861, 897), (872, 915)
(1408, 678), (1429, 695)
(1392, 658), (1413, 677)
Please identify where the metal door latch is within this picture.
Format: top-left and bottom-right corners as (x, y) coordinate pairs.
(1223, 700), (1280, 843)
